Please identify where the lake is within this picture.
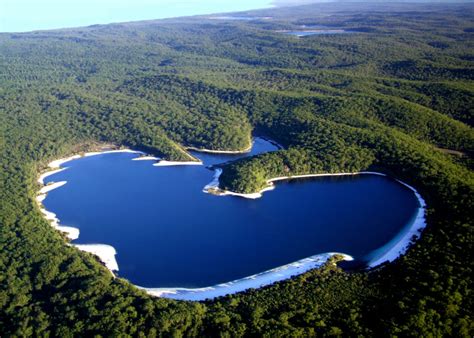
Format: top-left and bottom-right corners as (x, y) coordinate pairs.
(42, 138), (422, 292)
(279, 29), (354, 37)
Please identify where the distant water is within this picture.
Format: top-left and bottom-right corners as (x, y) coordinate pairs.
(44, 138), (420, 288)
(281, 29), (353, 37)
(0, 0), (273, 33)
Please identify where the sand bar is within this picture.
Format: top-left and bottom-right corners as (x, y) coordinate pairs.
(132, 156), (160, 161)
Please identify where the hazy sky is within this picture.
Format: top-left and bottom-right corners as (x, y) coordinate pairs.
(0, 0), (273, 32)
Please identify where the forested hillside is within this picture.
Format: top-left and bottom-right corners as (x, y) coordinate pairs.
(0, 2), (473, 336)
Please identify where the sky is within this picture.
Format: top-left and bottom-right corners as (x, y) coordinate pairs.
(0, 0), (274, 33)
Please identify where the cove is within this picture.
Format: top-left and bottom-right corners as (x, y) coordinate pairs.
(40, 138), (424, 300)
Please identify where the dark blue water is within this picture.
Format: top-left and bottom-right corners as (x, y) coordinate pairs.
(44, 138), (420, 288)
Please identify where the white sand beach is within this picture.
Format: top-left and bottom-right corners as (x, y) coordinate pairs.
(48, 155), (81, 169)
(36, 150), (144, 270)
(367, 179), (427, 267)
(74, 244), (119, 271)
(38, 167), (67, 184)
(143, 253), (353, 301)
(39, 181), (67, 194)
(132, 156), (161, 161)
(186, 144), (252, 154)
(153, 160), (203, 166)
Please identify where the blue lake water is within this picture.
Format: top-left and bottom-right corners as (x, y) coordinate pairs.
(43, 138), (420, 288)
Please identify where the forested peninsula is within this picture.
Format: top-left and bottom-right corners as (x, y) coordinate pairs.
(0, 2), (473, 336)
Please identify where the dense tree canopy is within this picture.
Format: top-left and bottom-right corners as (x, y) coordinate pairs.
(0, 2), (473, 336)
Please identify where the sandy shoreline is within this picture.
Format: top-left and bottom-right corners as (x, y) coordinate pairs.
(143, 253), (353, 301)
(153, 160), (203, 166)
(36, 147), (205, 275)
(204, 171), (388, 199)
(37, 196), (80, 241)
(36, 148), (148, 272)
(186, 141), (252, 154)
(366, 179), (427, 267)
(203, 168), (275, 199)
(38, 167), (67, 184)
(35, 145), (211, 276)
(39, 181), (68, 194)
(36, 178), (81, 241)
(74, 244), (119, 271)
(48, 155), (82, 169)
(132, 156), (160, 161)
(83, 149), (144, 157)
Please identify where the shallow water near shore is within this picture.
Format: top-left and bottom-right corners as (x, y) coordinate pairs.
(43, 138), (421, 289)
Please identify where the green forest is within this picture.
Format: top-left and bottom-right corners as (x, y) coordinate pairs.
(0, 2), (473, 336)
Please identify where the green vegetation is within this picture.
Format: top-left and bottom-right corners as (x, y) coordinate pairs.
(0, 2), (473, 336)
(219, 145), (375, 193)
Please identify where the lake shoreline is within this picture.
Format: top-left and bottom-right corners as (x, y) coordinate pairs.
(204, 171), (389, 199)
(186, 142), (252, 154)
(36, 146), (427, 302)
(366, 178), (427, 268)
(142, 253), (354, 301)
(35, 145), (221, 275)
(186, 136), (282, 155)
(36, 147), (149, 274)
